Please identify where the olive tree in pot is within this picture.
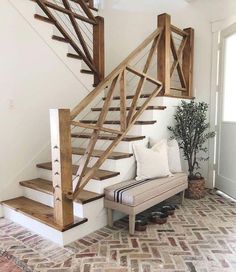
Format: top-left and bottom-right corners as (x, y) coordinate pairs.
(168, 101), (215, 199)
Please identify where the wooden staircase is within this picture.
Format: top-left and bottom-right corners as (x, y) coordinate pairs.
(2, 12), (194, 245)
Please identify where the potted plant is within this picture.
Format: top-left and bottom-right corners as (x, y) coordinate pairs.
(168, 101), (215, 199)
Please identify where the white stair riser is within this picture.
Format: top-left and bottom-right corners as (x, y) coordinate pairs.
(137, 109), (159, 121)
(76, 109), (163, 122)
(111, 97), (165, 107)
(72, 138), (147, 153)
(3, 205), (107, 246)
(103, 123), (157, 136)
(23, 187), (54, 207)
(21, 186), (105, 218)
(37, 168), (122, 194)
(83, 175), (122, 194)
(72, 155), (135, 180)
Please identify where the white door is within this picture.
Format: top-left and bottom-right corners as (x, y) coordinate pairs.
(215, 23), (236, 198)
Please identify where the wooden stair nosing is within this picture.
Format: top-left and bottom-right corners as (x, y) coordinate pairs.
(19, 178), (104, 205)
(1, 197), (87, 232)
(103, 93), (151, 100)
(105, 94), (194, 100)
(67, 53), (82, 60)
(36, 162), (120, 181)
(71, 133), (145, 142)
(52, 35), (69, 43)
(80, 69), (95, 75)
(91, 106), (166, 112)
(79, 120), (157, 125)
(34, 14), (53, 24)
(72, 147), (133, 160)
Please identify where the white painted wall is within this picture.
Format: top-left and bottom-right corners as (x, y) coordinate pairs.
(0, 0), (94, 216)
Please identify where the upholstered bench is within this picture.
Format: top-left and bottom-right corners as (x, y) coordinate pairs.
(104, 173), (188, 235)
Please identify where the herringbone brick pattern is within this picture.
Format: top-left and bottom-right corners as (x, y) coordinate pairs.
(1, 190), (236, 271)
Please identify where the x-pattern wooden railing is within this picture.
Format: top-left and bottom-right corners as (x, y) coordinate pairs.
(35, 0), (104, 85)
(49, 14), (194, 228)
(157, 14), (194, 97)
(170, 29), (188, 89)
(70, 28), (163, 200)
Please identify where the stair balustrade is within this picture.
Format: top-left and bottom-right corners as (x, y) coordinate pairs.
(49, 13), (194, 227)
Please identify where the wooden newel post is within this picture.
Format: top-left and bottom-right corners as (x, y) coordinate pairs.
(93, 16), (105, 86)
(157, 13), (171, 95)
(50, 109), (74, 228)
(182, 28), (194, 97)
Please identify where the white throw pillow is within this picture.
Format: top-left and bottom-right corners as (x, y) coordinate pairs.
(152, 139), (182, 173)
(133, 142), (172, 181)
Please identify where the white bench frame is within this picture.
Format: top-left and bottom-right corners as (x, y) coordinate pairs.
(104, 183), (187, 235)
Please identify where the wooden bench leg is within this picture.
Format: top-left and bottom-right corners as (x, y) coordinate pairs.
(107, 209), (113, 227)
(181, 190), (185, 204)
(129, 215), (135, 235)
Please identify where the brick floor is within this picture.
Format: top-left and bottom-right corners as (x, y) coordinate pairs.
(1, 190), (236, 271)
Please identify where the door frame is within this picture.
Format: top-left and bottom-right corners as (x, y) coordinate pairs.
(211, 20), (236, 191)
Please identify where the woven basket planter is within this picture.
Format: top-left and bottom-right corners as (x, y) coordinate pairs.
(185, 178), (205, 200)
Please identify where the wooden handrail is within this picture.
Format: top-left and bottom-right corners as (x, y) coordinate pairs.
(71, 28), (163, 119)
(171, 25), (189, 37)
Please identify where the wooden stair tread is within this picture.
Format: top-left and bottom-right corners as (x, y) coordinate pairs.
(91, 106), (166, 111)
(105, 94), (194, 100)
(107, 94), (193, 100)
(36, 162), (120, 180)
(72, 147), (133, 160)
(34, 14), (53, 24)
(20, 178), (104, 204)
(80, 69), (95, 75)
(20, 178), (53, 195)
(162, 94), (195, 99)
(80, 120), (157, 125)
(67, 53), (82, 60)
(1, 197), (87, 232)
(71, 132), (145, 142)
(52, 35), (69, 43)
(104, 93), (151, 100)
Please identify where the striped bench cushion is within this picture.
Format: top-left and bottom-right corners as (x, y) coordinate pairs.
(104, 173), (188, 207)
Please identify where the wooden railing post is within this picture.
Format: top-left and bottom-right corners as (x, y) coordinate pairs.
(50, 109), (74, 228)
(157, 13), (171, 95)
(93, 16), (105, 86)
(182, 28), (194, 97)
